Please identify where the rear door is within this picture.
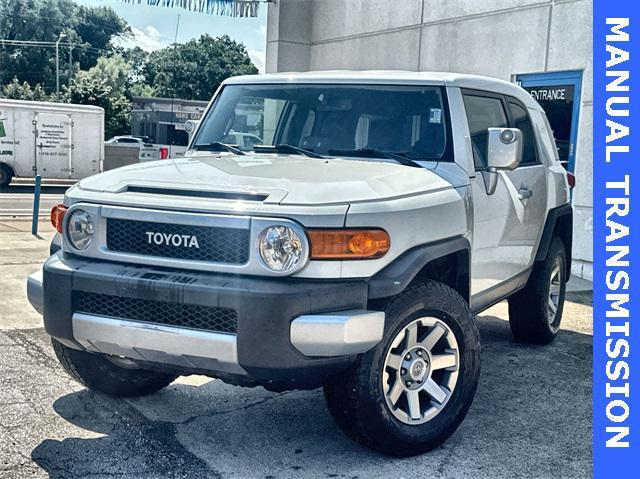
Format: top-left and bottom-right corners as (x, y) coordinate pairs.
(34, 112), (73, 178)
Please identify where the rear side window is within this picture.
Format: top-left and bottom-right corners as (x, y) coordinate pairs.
(462, 94), (508, 169)
(507, 100), (538, 166)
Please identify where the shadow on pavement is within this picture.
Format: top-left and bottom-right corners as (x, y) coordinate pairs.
(31, 313), (593, 479)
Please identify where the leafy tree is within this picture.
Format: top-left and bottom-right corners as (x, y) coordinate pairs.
(73, 55), (132, 96)
(73, 5), (131, 70)
(117, 46), (149, 82)
(0, 78), (51, 101)
(130, 82), (155, 98)
(0, 0), (129, 90)
(63, 55), (134, 138)
(144, 34), (258, 101)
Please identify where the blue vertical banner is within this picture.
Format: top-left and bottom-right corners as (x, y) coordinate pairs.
(593, 1), (639, 477)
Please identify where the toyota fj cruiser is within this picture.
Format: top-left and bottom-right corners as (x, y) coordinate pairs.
(27, 72), (573, 456)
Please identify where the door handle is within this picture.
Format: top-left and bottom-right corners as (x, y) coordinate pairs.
(518, 187), (533, 200)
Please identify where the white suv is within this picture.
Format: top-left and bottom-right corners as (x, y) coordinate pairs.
(28, 71), (572, 456)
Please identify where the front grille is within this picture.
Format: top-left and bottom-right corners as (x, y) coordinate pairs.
(73, 291), (238, 334)
(106, 218), (250, 264)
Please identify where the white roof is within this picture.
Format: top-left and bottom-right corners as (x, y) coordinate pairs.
(0, 98), (104, 114)
(223, 70), (539, 109)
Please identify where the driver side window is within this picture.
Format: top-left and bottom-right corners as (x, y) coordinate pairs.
(462, 93), (508, 170)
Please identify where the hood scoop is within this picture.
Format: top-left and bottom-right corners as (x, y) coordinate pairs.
(124, 185), (269, 202)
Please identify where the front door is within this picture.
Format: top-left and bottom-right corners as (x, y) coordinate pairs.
(35, 112), (73, 178)
(516, 70), (583, 172)
(461, 90), (548, 299)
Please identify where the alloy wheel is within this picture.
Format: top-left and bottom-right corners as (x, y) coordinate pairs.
(548, 259), (563, 332)
(382, 317), (459, 425)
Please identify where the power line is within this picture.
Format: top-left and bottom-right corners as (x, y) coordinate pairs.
(0, 38), (107, 55)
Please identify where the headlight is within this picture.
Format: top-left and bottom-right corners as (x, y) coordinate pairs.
(66, 209), (95, 250)
(258, 225), (305, 272)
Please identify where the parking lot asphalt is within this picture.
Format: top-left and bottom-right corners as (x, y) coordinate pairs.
(0, 222), (593, 479)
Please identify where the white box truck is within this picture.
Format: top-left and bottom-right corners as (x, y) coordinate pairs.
(0, 99), (104, 187)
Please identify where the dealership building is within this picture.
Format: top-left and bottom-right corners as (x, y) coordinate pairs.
(266, 0), (593, 280)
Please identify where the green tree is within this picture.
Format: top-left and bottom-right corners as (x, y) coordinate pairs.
(0, 78), (51, 101)
(74, 55), (132, 96)
(63, 55), (134, 138)
(73, 5), (131, 70)
(144, 34), (257, 101)
(0, 0), (129, 90)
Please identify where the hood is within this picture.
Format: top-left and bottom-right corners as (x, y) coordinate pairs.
(78, 153), (457, 205)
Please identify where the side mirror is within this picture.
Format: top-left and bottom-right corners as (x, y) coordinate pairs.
(483, 128), (523, 195)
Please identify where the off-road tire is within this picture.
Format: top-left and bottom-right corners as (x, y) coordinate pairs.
(324, 280), (480, 457)
(52, 338), (177, 397)
(508, 237), (567, 345)
(0, 164), (13, 188)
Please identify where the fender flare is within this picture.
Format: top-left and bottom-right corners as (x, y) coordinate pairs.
(534, 203), (573, 278)
(368, 236), (470, 300)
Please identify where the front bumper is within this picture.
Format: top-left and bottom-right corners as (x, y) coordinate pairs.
(28, 253), (384, 388)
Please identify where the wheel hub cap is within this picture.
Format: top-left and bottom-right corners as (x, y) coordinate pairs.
(382, 317), (460, 425)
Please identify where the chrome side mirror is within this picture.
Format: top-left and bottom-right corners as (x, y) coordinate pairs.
(483, 128), (523, 195)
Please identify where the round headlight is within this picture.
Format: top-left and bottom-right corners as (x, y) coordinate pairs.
(259, 225), (305, 273)
(66, 209), (95, 250)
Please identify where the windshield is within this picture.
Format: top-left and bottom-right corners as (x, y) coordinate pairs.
(192, 84), (450, 160)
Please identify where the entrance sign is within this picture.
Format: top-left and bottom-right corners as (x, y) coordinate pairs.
(516, 71), (583, 172)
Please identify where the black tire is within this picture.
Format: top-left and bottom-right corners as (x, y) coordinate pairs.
(0, 164), (13, 188)
(508, 237), (567, 345)
(52, 339), (177, 398)
(324, 280), (480, 457)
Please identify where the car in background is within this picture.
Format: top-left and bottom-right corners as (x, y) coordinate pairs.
(105, 135), (152, 146)
(221, 131), (264, 151)
(104, 136), (168, 162)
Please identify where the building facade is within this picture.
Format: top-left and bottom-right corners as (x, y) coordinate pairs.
(266, 0), (593, 280)
(131, 97), (209, 146)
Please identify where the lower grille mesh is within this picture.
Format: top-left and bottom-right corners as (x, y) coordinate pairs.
(73, 292), (238, 334)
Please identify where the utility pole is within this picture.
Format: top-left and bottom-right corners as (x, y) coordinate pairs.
(55, 33), (67, 94)
(68, 41), (73, 86)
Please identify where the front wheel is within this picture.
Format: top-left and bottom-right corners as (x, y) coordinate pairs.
(52, 339), (177, 398)
(324, 280), (480, 456)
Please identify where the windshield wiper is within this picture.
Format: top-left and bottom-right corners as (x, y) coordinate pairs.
(254, 144), (325, 159)
(192, 142), (245, 155)
(327, 148), (423, 168)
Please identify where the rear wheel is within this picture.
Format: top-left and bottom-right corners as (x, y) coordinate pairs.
(508, 237), (567, 344)
(0, 164), (13, 188)
(52, 339), (177, 398)
(324, 281), (480, 456)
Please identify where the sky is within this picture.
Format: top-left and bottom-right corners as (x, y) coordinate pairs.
(74, 0), (267, 72)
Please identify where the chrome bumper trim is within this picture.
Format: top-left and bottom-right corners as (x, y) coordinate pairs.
(72, 313), (246, 375)
(27, 271), (44, 315)
(290, 310), (385, 357)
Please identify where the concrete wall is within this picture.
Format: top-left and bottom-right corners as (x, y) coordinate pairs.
(267, 0), (593, 280)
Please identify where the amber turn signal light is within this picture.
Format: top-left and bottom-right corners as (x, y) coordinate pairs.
(50, 204), (68, 233)
(307, 229), (390, 260)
